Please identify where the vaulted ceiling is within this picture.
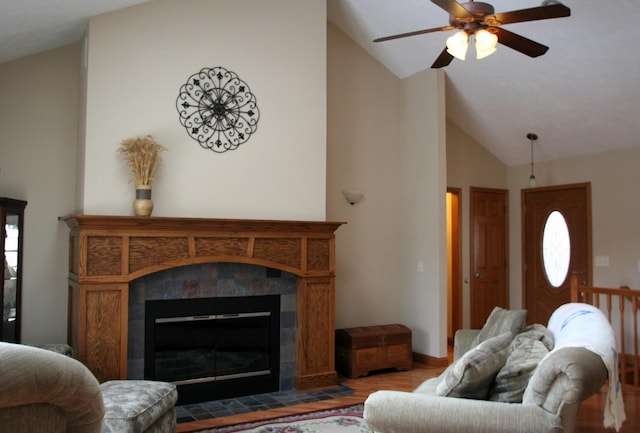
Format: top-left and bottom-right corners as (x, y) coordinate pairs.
(0, 0), (150, 63)
(2, 0), (638, 166)
(328, 0), (640, 165)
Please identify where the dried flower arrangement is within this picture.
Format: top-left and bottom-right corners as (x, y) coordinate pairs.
(118, 135), (167, 186)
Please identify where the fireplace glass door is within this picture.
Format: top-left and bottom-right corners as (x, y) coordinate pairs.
(153, 311), (272, 384)
(145, 294), (280, 403)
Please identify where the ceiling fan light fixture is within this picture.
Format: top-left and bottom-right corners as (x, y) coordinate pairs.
(374, 1), (570, 68)
(474, 29), (498, 59)
(446, 30), (469, 60)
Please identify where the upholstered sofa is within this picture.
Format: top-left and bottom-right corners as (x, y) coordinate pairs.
(0, 342), (178, 433)
(364, 303), (626, 433)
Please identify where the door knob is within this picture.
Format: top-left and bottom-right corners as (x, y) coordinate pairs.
(475, 273), (485, 279)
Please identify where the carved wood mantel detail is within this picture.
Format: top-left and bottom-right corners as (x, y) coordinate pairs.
(61, 215), (344, 390)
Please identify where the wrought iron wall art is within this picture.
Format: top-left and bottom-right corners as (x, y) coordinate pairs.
(176, 66), (260, 153)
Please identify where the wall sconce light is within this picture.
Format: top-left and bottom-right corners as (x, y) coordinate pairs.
(343, 190), (363, 205)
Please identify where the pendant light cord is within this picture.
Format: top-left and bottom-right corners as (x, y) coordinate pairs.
(527, 133), (538, 185)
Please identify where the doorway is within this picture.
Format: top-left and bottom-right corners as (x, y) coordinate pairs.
(470, 187), (509, 329)
(522, 183), (592, 325)
(447, 189), (462, 344)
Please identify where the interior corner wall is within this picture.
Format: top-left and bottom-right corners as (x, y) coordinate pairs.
(327, 23), (447, 358)
(326, 23), (404, 328)
(0, 44), (81, 343)
(399, 70), (447, 357)
(82, 0), (327, 221)
(445, 121), (508, 326)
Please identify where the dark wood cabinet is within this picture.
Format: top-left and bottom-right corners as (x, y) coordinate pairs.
(1, 197), (27, 343)
(335, 324), (412, 379)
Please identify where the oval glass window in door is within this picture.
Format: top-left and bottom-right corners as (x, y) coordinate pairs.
(542, 210), (571, 287)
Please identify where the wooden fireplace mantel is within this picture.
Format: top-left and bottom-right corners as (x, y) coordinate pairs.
(61, 214), (344, 390)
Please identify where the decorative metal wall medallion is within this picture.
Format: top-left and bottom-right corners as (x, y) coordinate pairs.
(176, 66), (260, 153)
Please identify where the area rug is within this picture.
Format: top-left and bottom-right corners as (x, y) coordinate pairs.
(195, 404), (372, 433)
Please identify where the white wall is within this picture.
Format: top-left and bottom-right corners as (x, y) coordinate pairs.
(327, 24), (447, 357)
(81, 0), (327, 221)
(0, 44), (80, 343)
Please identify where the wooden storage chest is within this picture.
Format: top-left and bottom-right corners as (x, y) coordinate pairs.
(335, 324), (412, 379)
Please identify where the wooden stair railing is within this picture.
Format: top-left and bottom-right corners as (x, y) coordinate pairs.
(571, 273), (640, 387)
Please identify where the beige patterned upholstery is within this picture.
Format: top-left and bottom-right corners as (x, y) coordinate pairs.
(0, 342), (104, 433)
(101, 380), (177, 433)
(0, 342), (177, 433)
(364, 304), (613, 433)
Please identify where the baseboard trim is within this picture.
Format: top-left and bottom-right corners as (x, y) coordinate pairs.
(412, 351), (449, 368)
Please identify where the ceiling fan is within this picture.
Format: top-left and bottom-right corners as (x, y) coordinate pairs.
(373, 0), (571, 68)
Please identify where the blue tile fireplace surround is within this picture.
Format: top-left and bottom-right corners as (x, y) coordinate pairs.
(127, 262), (298, 400)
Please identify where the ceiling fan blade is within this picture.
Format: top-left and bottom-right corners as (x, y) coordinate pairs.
(487, 3), (570, 26)
(494, 27), (548, 57)
(431, 0), (473, 18)
(373, 25), (455, 42)
(431, 48), (454, 68)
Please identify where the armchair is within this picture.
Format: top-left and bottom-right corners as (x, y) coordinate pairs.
(364, 303), (624, 433)
(0, 342), (104, 432)
(0, 342), (178, 433)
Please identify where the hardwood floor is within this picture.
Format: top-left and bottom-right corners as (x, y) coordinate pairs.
(176, 362), (639, 433)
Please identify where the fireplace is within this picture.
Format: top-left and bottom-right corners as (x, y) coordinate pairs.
(61, 215), (343, 390)
(145, 295), (280, 404)
(127, 262), (298, 398)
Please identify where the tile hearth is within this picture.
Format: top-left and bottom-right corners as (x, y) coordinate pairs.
(176, 385), (354, 423)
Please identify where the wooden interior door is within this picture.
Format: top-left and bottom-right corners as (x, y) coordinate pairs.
(522, 183), (591, 325)
(470, 188), (509, 328)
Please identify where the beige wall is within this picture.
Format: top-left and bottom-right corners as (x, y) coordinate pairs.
(1, 0), (329, 343)
(508, 147), (640, 307)
(327, 23), (447, 357)
(327, 23), (403, 327)
(4, 3), (449, 352)
(446, 121), (508, 327)
(446, 121), (640, 318)
(4, 4), (637, 350)
(399, 70), (448, 356)
(0, 44), (80, 343)
(81, 0), (327, 221)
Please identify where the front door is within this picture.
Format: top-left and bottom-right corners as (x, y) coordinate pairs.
(470, 188), (509, 328)
(522, 183), (591, 325)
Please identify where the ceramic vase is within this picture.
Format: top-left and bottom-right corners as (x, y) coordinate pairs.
(133, 184), (153, 216)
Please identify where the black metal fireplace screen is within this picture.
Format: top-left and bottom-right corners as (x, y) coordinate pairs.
(145, 295), (280, 404)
